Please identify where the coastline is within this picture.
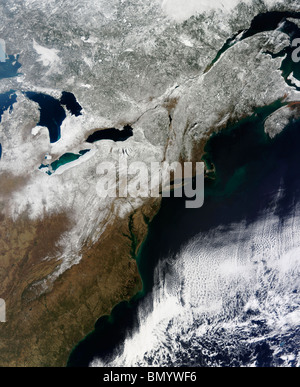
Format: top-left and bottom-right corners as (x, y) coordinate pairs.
(0, 198), (160, 367)
(67, 197), (161, 367)
(67, 101), (300, 367)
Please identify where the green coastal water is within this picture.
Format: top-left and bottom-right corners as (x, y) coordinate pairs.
(67, 97), (297, 367)
(39, 150), (90, 175)
(51, 153), (82, 171)
(66, 14), (300, 367)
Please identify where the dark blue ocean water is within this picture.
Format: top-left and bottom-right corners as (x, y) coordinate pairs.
(67, 10), (300, 367)
(67, 99), (300, 367)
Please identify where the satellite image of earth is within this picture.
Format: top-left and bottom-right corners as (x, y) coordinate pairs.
(0, 0), (300, 369)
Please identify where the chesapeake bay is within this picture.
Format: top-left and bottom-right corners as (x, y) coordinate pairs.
(68, 99), (300, 366)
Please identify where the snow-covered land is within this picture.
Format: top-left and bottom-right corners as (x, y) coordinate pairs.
(0, 0), (300, 287)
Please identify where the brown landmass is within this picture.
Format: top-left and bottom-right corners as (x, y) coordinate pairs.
(0, 190), (160, 367)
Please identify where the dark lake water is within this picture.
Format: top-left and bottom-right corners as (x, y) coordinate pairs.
(0, 51), (20, 160)
(0, 54), (22, 80)
(206, 11), (300, 88)
(67, 97), (300, 367)
(0, 90), (17, 122)
(86, 125), (133, 143)
(67, 10), (300, 366)
(0, 90), (17, 159)
(0, 10), (296, 367)
(25, 92), (66, 143)
(60, 91), (82, 117)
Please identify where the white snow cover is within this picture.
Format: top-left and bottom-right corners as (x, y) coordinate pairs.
(33, 39), (61, 71)
(92, 199), (300, 367)
(1, 0), (300, 290)
(159, 0), (284, 21)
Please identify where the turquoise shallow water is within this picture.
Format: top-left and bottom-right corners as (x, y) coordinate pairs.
(39, 150), (91, 175)
(67, 98), (300, 367)
(67, 11), (300, 367)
